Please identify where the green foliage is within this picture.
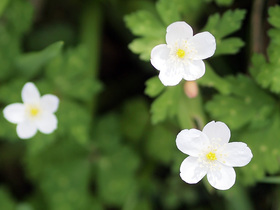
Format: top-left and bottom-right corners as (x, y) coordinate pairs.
(250, 5), (280, 93)
(203, 9), (246, 56)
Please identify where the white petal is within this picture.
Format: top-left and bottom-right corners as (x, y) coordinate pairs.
(202, 121), (231, 145)
(3, 103), (25, 123)
(182, 60), (205, 81)
(22, 82), (41, 104)
(158, 68), (183, 86)
(217, 142), (253, 167)
(36, 113), (58, 134)
(207, 163), (236, 190)
(176, 129), (210, 156)
(151, 44), (170, 71)
(17, 121), (37, 139)
(166, 21), (193, 45)
(40, 94), (59, 113)
(188, 32), (216, 60)
(180, 156), (208, 184)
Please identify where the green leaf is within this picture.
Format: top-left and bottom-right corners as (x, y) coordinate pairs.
(203, 9), (246, 56)
(197, 63), (232, 94)
(128, 37), (164, 61)
(203, 9), (246, 39)
(46, 45), (102, 102)
(237, 112), (280, 185)
(145, 76), (165, 97)
(215, 37), (244, 56)
(0, 0), (9, 17)
(25, 139), (92, 210)
(97, 146), (139, 206)
(214, 0), (234, 7)
(206, 75), (276, 130)
(145, 125), (176, 164)
(16, 41), (64, 78)
(150, 85), (181, 124)
(156, 0), (205, 26)
(250, 6), (280, 93)
(0, 187), (16, 210)
(124, 10), (165, 37)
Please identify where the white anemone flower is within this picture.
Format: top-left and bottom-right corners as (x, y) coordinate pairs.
(176, 121), (253, 190)
(3, 82), (59, 139)
(151, 21), (216, 86)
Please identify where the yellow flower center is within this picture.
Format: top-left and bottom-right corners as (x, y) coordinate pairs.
(176, 48), (186, 58)
(206, 152), (217, 161)
(30, 107), (40, 117)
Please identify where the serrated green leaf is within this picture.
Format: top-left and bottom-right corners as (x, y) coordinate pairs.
(206, 75), (276, 130)
(145, 76), (165, 97)
(237, 112), (280, 185)
(128, 37), (164, 61)
(16, 41), (64, 78)
(268, 5), (280, 28)
(124, 10), (165, 37)
(250, 6), (280, 93)
(215, 37), (244, 56)
(46, 45), (102, 102)
(203, 9), (246, 39)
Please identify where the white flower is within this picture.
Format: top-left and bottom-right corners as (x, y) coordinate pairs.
(176, 121), (253, 190)
(151, 21), (216, 86)
(3, 82), (59, 139)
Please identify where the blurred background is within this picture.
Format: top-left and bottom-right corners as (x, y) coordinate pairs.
(0, 0), (280, 209)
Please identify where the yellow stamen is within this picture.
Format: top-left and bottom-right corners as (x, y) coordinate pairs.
(206, 152), (217, 161)
(30, 107), (39, 117)
(176, 48), (185, 58)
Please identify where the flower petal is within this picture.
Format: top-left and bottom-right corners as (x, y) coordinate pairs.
(182, 60), (205, 81)
(22, 82), (41, 104)
(217, 142), (253, 167)
(166, 21), (193, 45)
(151, 44), (170, 71)
(3, 103), (25, 123)
(17, 121), (37, 139)
(36, 113), (58, 134)
(188, 32), (216, 60)
(202, 121), (230, 145)
(207, 163), (236, 190)
(158, 68), (183, 86)
(180, 156), (208, 184)
(176, 129), (210, 156)
(40, 94), (59, 113)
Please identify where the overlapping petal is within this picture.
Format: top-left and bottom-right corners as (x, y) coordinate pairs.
(217, 142), (253, 167)
(22, 82), (40, 104)
(151, 44), (170, 71)
(40, 94), (60, 113)
(202, 121), (230, 145)
(188, 32), (216, 60)
(180, 156), (208, 184)
(3, 103), (25, 123)
(158, 69), (182, 86)
(207, 163), (236, 190)
(166, 21), (193, 45)
(176, 129), (210, 157)
(182, 60), (205, 81)
(37, 113), (58, 134)
(17, 121), (37, 139)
